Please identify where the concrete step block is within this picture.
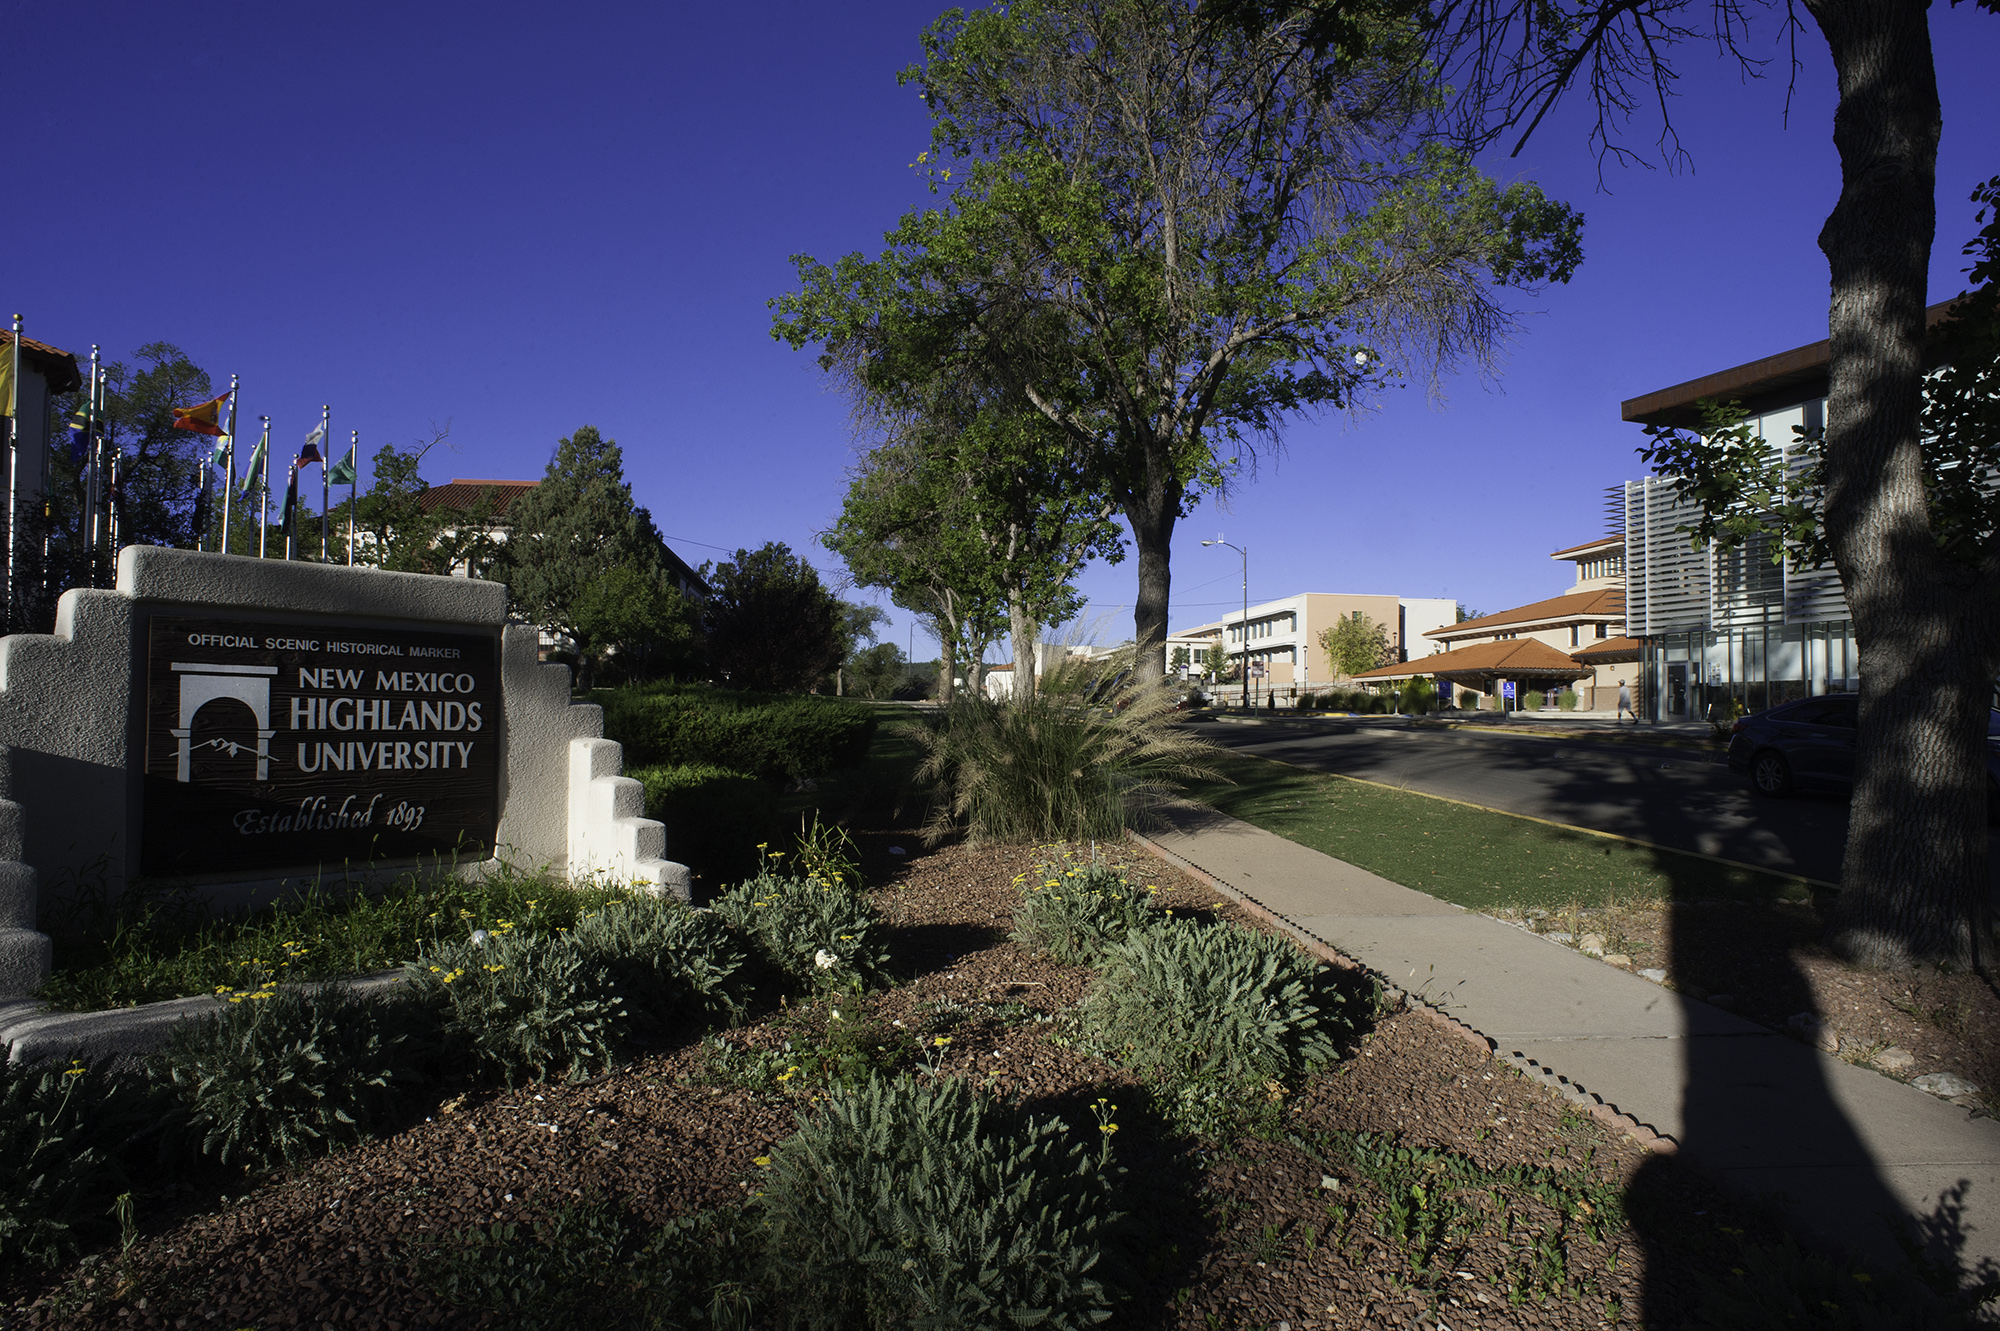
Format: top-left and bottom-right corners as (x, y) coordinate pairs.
(0, 929), (51, 1001)
(0, 799), (21, 862)
(0, 861), (36, 930)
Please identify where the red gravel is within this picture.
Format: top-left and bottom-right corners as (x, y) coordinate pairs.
(3, 838), (1812, 1329)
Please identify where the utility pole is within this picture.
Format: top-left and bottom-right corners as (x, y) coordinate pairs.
(1202, 537), (1249, 710)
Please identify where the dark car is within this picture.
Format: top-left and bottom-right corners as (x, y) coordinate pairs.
(1726, 694), (2000, 819)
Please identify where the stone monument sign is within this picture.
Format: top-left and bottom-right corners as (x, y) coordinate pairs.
(0, 546), (688, 997)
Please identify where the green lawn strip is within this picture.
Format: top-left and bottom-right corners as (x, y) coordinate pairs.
(1181, 748), (1814, 912)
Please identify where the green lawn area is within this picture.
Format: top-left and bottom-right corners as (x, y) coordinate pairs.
(1179, 748), (1817, 912)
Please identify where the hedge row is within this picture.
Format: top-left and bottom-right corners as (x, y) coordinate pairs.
(596, 683), (877, 782)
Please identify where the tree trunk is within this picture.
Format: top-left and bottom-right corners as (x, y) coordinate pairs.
(1125, 466), (1178, 687)
(1808, 0), (1991, 966)
(1008, 589), (1038, 704)
(938, 631), (957, 704)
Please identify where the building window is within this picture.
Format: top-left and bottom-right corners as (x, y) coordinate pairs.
(1597, 622), (1609, 640)
(1570, 625), (1579, 647)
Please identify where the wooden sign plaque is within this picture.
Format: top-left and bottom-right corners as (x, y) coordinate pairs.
(139, 615), (502, 876)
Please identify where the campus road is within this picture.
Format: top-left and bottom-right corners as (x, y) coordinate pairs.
(1197, 717), (2000, 893)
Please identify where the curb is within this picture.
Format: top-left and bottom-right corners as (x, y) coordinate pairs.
(1126, 828), (1682, 1158)
(1, 968), (407, 1068)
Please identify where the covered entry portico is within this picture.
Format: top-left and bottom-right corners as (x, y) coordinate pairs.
(1351, 638), (1592, 706)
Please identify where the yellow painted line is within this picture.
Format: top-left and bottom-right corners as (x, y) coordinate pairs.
(1240, 752), (1840, 895)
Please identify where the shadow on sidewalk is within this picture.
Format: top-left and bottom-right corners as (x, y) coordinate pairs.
(1531, 762), (2000, 1324)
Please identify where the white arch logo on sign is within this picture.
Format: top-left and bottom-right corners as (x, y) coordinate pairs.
(169, 662), (279, 783)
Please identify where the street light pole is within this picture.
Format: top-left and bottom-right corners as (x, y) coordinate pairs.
(1202, 537), (1250, 711)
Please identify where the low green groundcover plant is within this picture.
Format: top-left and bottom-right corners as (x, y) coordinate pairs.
(567, 899), (750, 1033)
(413, 1078), (1120, 1330)
(40, 863), (637, 1012)
(1010, 851), (1166, 966)
(0, 1057), (155, 1275)
(751, 1075), (1117, 1329)
(710, 857), (891, 994)
(153, 984), (428, 1171)
(1084, 918), (1359, 1087)
(406, 930), (628, 1086)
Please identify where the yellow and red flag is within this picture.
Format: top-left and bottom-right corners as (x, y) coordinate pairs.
(171, 391), (230, 436)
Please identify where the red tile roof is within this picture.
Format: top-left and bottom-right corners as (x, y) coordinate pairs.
(1429, 588), (1624, 639)
(1, 330), (83, 394)
(1351, 638), (1592, 681)
(418, 479), (540, 516)
(1572, 635), (1645, 661)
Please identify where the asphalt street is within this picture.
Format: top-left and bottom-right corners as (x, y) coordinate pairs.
(1200, 718), (2000, 892)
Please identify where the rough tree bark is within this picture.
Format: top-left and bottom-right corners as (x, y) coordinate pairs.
(1007, 586), (1040, 704)
(1809, 0), (1996, 966)
(1124, 450), (1182, 687)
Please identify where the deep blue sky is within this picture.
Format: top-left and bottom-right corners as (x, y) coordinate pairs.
(7, 2), (1996, 658)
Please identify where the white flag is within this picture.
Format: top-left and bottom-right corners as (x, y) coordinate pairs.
(304, 421), (327, 451)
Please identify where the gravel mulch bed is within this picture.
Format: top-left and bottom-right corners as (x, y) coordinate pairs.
(3, 836), (1837, 1329)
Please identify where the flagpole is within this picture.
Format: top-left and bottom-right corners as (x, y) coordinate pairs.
(319, 405), (330, 562)
(86, 349), (101, 580)
(221, 377), (238, 555)
(81, 348), (98, 571)
(7, 315), (21, 630)
(347, 431), (357, 566)
(257, 417), (270, 560)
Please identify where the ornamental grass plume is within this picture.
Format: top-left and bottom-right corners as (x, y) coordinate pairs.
(913, 667), (1222, 846)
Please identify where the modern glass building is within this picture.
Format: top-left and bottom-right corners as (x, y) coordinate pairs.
(1610, 304), (1967, 722)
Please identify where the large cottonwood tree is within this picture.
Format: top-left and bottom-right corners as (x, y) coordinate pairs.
(775, 0), (1582, 687)
(1405, 0), (1997, 965)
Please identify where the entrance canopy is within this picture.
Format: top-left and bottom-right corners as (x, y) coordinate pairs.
(1351, 638), (1591, 691)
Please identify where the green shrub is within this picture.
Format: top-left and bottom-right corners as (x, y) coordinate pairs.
(153, 985), (428, 1171)
(0, 1057), (152, 1274)
(753, 1076), (1116, 1330)
(406, 931), (626, 1085)
(1084, 919), (1358, 1087)
(631, 762), (785, 888)
(1011, 858), (1166, 965)
(1558, 689), (1579, 711)
(566, 899), (751, 1035)
(914, 688), (1219, 845)
(40, 863), (634, 1013)
(1524, 689), (1546, 711)
(710, 866), (891, 994)
(1398, 677), (1436, 714)
(599, 684), (877, 781)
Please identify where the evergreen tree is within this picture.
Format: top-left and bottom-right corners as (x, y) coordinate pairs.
(702, 543), (842, 693)
(498, 426), (684, 689)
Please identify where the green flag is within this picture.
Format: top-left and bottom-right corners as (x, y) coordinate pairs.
(238, 433), (266, 498)
(327, 445), (357, 487)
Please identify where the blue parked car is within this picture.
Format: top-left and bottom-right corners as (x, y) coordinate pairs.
(1726, 694), (2000, 820)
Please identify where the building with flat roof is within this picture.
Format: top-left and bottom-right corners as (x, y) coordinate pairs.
(1169, 592), (1457, 697)
(1602, 307), (1969, 720)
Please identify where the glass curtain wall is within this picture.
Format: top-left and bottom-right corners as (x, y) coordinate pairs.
(1642, 621), (1857, 721)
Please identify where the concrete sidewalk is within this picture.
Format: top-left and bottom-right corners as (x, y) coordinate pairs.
(1136, 801), (2000, 1272)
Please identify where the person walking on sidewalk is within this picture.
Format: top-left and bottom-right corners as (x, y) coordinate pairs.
(1616, 678), (1635, 724)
